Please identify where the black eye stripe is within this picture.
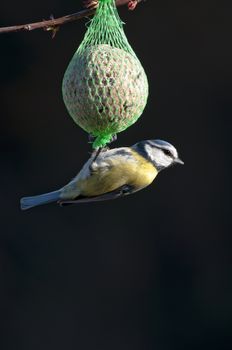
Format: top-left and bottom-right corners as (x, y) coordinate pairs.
(147, 141), (172, 154)
(163, 149), (173, 157)
(135, 141), (175, 161)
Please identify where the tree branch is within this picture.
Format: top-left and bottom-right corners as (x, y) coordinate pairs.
(0, 0), (145, 35)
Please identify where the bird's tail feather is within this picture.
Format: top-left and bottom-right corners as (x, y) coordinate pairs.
(20, 190), (61, 210)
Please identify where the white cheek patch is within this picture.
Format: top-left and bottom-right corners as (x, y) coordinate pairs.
(145, 145), (173, 168)
(144, 144), (155, 161)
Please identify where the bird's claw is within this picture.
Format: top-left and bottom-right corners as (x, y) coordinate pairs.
(88, 134), (117, 146)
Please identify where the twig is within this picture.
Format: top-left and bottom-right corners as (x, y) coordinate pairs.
(0, 0), (145, 35)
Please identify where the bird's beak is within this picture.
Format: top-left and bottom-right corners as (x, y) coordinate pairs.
(174, 158), (184, 165)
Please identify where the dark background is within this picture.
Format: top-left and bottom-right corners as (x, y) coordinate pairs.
(0, 0), (231, 349)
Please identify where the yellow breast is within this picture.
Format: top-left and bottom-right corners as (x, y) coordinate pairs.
(62, 148), (158, 199)
(81, 149), (157, 196)
(127, 149), (158, 187)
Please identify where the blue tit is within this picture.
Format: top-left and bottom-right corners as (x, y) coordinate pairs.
(20, 139), (184, 210)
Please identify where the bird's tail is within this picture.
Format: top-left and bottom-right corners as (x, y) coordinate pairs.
(20, 190), (61, 210)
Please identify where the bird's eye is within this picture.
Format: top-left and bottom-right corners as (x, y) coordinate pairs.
(163, 149), (172, 157)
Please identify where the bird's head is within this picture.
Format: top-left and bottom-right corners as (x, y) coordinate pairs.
(133, 139), (184, 171)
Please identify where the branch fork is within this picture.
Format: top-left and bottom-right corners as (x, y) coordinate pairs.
(0, 0), (145, 35)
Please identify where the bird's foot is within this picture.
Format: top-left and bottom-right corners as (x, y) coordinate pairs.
(88, 134), (117, 147)
(110, 134), (117, 143)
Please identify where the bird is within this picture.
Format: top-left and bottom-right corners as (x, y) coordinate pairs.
(20, 139), (184, 210)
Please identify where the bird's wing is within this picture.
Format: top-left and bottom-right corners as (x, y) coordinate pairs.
(74, 148), (130, 181)
(61, 147), (137, 199)
(70, 148), (135, 184)
(89, 148), (135, 172)
(59, 185), (133, 206)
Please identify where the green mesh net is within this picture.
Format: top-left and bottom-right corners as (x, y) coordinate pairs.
(62, 0), (149, 148)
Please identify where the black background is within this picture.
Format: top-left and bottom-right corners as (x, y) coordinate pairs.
(0, 1), (231, 349)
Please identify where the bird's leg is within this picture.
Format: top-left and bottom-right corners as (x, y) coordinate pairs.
(88, 133), (117, 169)
(88, 134), (117, 169)
(92, 147), (102, 162)
(88, 134), (108, 160)
(89, 134), (117, 167)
